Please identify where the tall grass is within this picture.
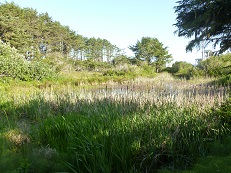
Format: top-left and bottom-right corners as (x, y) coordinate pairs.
(0, 75), (230, 172)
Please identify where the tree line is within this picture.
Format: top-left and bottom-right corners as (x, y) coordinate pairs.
(0, 2), (173, 71)
(1, 1), (230, 82)
(0, 2), (122, 62)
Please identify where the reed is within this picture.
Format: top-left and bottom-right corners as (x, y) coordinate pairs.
(0, 76), (230, 172)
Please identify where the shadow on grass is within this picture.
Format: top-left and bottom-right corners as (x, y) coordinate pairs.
(0, 93), (230, 173)
(159, 137), (231, 173)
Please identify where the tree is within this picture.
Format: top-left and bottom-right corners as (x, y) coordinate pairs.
(170, 61), (194, 79)
(0, 2), (124, 63)
(174, 0), (231, 53)
(85, 37), (103, 61)
(129, 37), (172, 72)
(0, 3), (34, 55)
(112, 55), (130, 66)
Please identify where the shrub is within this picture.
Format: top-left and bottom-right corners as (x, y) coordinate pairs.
(103, 69), (126, 76)
(198, 53), (231, 77)
(0, 41), (57, 81)
(112, 55), (130, 66)
(42, 52), (70, 72)
(168, 61), (194, 79)
(0, 41), (26, 78)
(216, 96), (231, 128)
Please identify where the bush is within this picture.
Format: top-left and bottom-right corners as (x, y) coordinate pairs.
(139, 64), (156, 77)
(112, 55), (130, 66)
(167, 54), (231, 80)
(0, 41), (26, 78)
(103, 69), (126, 76)
(42, 52), (70, 72)
(216, 96), (231, 128)
(198, 53), (231, 77)
(168, 61), (194, 79)
(0, 42), (57, 81)
(71, 58), (113, 72)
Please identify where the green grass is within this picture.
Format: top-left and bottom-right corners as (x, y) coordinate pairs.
(159, 137), (231, 173)
(0, 74), (230, 172)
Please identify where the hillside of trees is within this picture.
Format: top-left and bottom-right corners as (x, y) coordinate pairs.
(0, 2), (230, 85)
(0, 2), (173, 81)
(0, 1), (230, 172)
(0, 2), (122, 61)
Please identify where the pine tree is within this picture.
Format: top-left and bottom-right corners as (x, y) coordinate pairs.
(174, 0), (231, 53)
(129, 37), (172, 72)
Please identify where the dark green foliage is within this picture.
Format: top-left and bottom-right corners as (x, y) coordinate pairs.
(215, 96), (231, 128)
(82, 58), (113, 71)
(214, 74), (231, 86)
(174, 0), (231, 53)
(168, 61), (194, 79)
(169, 53), (231, 81)
(74, 58), (113, 71)
(42, 52), (76, 72)
(103, 69), (126, 76)
(198, 53), (231, 77)
(129, 37), (172, 72)
(85, 38), (120, 62)
(0, 3), (35, 55)
(112, 55), (131, 66)
(0, 145), (67, 173)
(0, 2), (122, 63)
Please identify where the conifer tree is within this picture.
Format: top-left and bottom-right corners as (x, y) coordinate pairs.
(129, 37), (172, 72)
(174, 0), (231, 53)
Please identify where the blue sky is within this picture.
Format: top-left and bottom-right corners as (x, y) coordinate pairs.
(0, 0), (207, 64)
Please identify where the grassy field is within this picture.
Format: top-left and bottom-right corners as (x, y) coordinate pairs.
(0, 73), (230, 173)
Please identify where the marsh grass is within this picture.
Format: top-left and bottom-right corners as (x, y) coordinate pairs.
(0, 74), (230, 172)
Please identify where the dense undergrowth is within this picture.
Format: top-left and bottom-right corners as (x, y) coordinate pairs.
(0, 42), (57, 81)
(0, 73), (230, 173)
(0, 2), (230, 172)
(0, 41), (230, 173)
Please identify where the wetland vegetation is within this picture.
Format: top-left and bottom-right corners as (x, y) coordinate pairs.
(0, 2), (231, 172)
(0, 73), (230, 172)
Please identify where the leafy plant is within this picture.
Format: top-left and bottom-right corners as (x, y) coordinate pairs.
(0, 41), (57, 81)
(168, 61), (194, 79)
(198, 54), (231, 77)
(215, 96), (231, 128)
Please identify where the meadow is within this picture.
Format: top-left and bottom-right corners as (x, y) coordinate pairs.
(0, 73), (230, 173)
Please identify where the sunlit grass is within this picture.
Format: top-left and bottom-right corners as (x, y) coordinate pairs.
(0, 74), (230, 172)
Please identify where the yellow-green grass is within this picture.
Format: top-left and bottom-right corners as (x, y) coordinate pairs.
(0, 74), (230, 172)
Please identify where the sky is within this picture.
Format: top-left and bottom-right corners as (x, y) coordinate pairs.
(0, 0), (209, 64)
